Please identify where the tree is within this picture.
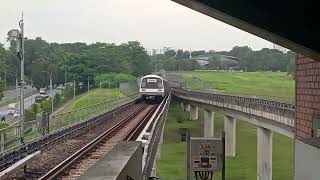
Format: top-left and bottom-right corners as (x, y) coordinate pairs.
(0, 44), (8, 99)
(286, 51), (296, 76)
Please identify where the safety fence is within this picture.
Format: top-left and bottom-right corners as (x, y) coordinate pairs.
(0, 93), (140, 153)
(173, 88), (295, 127)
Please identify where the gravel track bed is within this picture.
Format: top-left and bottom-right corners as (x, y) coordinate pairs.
(9, 102), (145, 180)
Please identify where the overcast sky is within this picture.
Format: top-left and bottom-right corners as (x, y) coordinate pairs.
(0, 0), (272, 51)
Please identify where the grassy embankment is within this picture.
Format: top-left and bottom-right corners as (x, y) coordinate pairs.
(169, 71), (294, 102)
(61, 88), (124, 112)
(158, 72), (294, 180)
(3, 88), (126, 150)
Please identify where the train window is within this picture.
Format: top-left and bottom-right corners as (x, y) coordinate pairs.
(147, 79), (157, 82)
(141, 78), (163, 89)
(141, 79), (147, 88)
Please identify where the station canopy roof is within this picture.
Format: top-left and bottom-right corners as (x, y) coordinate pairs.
(172, 0), (320, 60)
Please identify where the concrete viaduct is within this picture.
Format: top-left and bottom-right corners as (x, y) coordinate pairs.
(166, 1), (320, 179)
(172, 88), (295, 180)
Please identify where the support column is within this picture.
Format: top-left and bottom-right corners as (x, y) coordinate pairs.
(185, 104), (190, 112)
(0, 130), (4, 152)
(257, 126), (272, 180)
(190, 105), (198, 121)
(180, 101), (184, 110)
(224, 115), (236, 157)
(204, 109), (214, 137)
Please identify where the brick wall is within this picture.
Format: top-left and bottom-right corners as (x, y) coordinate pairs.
(295, 54), (320, 139)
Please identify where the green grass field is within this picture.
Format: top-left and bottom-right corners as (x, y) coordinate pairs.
(62, 88), (124, 112)
(168, 71), (295, 102)
(159, 71), (294, 180)
(157, 100), (293, 180)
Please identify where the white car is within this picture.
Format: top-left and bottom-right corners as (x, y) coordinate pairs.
(39, 89), (46, 95)
(7, 104), (16, 115)
(13, 111), (20, 118)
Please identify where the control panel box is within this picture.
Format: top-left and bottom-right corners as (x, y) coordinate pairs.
(190, 137), (223, 172)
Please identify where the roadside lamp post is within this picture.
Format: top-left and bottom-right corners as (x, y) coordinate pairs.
(73, 74), (76, 101)
(30, 78), (33, 104)
(59, 66), (67, 86)
(87, 76), (90, 93)
(42, 71), (53, 114)
(7, 16), (25, 144)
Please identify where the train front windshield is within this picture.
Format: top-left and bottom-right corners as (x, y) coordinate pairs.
(141, 78), (163, 89)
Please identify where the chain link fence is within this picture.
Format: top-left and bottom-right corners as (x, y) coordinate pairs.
(0, 93), (139, 153)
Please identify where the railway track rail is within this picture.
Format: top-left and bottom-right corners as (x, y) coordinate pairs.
(39, 93), (170, 180)
(0, 96), (140, 173)
(39, 97), (171, 179)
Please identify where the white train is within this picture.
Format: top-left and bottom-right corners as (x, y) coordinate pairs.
(139, 74), (165, 101)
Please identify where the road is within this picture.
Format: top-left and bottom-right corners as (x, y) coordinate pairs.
(0, 86), (34, 105)
(0, 89), (60, 124)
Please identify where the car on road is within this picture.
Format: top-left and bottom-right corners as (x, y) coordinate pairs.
(7, 103), (16, 115)
(39, 88), (46, 95)
(35, 95), (48, 103)
(13, 111), (20, 118)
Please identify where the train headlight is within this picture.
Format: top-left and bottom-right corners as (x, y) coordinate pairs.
(141, 89), (146, 92)
(158, 89), (164, 92)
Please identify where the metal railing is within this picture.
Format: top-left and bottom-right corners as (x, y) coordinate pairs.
(143, 93), (172, 178)
(166, 74), (295, 103)
(173, 88), (295, 127)
(0, 93), (140, 153)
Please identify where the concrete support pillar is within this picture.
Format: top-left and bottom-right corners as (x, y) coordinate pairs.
(180, 101), (184, 110)
(257, 126), (272, 180)
(0, 130), (4, 152)
(32, 121), (37, 134)
(190, 105), (198, 121)
(224, 115), (236, 157)
(204, 109), (214, 137)
(15, 126), (19, 136)
(185, 104), (190, 112)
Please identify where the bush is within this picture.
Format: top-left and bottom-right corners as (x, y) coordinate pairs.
(176, 112), (185, 123)
(0, 122), (9, 129)
(62, 86), (74, 100)
(54, 93), (64, 107)
(40, 99), (51, 113)
(25, 108), (36, 122)
(95, 73), (136, 88)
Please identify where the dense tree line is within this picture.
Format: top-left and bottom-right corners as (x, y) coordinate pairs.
(151, 46), (296, 73)
(0, 39), (297, 101)
(0, 38), (152, 96)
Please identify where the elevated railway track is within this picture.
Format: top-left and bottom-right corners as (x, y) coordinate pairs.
(0, 92), (171, 180)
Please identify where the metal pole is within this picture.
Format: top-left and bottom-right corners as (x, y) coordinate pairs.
(19, 16), (25, 144)
(73, 74), (75, 101)
(87, 76), (89, 93)
(0, 130), (4, 152)
(31, 79), (33, 104)
(64, 70), (67, 86)
(4, 66), (6, 90)
(16, 79), (18, 111)
(222, 131), (226, 180)
(50, 74), (53, 114)
(187, 129), (190, 180)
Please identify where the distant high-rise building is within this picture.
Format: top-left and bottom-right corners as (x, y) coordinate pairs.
(163, 46), (173, 54)
(152, 49), (157, 56)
